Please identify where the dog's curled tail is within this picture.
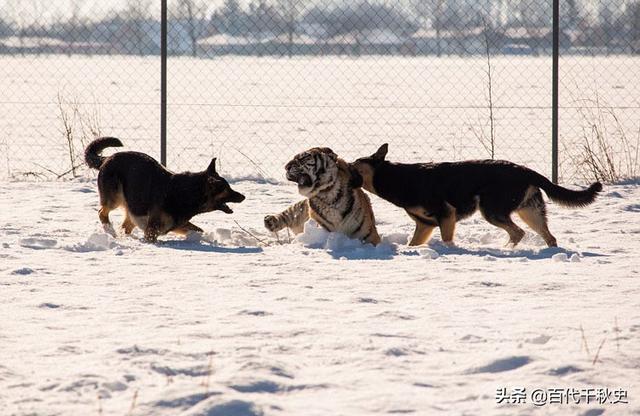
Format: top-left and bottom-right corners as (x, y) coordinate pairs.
(85, 137), (123, 169)
(531, 171), (602, 207)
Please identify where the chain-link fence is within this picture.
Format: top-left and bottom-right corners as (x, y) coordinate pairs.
(1, 0), (638, 183)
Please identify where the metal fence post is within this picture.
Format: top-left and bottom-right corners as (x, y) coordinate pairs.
(551, 0), (559, 183)
(160, 0), (168, 166)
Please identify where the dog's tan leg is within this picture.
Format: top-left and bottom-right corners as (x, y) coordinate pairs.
(439, 204), (457, 245)
(408, 222), (435, 246)
(144, 227), (159, 243)
(517, 208), (557, 247)
(172, 222), (204, 236)
(99, 206), (117, 236)
(184, 222), (204, 233)
(98, 206), (111, 225)
(406, 210), (437, 246)
(121, 212), (135, 235)
(484, 215), (525, 247)
(144, 215), (161, 243)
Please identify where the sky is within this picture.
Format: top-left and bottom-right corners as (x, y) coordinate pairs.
(0, 0), (226, 22)
(0, 0), (621, 26)
(3, 0), (410, 23)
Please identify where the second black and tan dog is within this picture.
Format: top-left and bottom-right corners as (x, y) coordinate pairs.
(350, 144), (602, 247)
(85, 137), (245, 242)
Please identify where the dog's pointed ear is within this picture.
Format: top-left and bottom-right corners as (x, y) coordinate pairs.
(372, 143), (388, 161)
(206, 158), (218, 176)
(348, 165), (363, 188)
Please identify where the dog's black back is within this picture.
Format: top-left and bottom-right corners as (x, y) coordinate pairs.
(351, 144), (602, 247)
(371, 160), (548, 219)
(98, 151), (173, 216)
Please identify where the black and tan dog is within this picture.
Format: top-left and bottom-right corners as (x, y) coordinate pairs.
(85, 137), (245, 242)
(350, 144), (602, 247)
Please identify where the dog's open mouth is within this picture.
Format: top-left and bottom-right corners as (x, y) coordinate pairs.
(218, 203), (234, 214)
(217, 192), (245, 214)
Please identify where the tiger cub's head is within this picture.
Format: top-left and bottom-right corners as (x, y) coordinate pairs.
(285, 147), (363, 197)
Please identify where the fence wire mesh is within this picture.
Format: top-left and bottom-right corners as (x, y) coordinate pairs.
(0, 0), (638, 183)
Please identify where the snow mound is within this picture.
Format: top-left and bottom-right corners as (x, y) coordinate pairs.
(64, 233), (117, 252)
(552, 252), (582, 263)
(166, 228), (263, 248)
(203, 228), (262, 247)
(158, 229), (264, 254)
(419, 247), (440, 260)
(384, 232), (411, 245)
(295, 221), (396, 259)
(552, 253), (569, 262)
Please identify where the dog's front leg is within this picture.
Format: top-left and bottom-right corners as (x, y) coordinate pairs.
(438, 203), (457, 246)
(121, 212), (136, 235)
(144, 216), (162, 243)
(408, 222), (435, 246)
(172, 222), (204, 236)
(405, 209), (437, 246)
(184, 222), (204, 233)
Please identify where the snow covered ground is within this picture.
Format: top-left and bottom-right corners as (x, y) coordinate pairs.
(1, 176), (639, 415)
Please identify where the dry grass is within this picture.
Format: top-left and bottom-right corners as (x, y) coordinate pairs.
(127, 389), (139, 416)
(580, 323), (611, 366)
(236, 148), (272, 182)
(233, 220), (269, 245)
(1, 137), (9, 178)
(564, 92), (639, 183)
(592, 338), (606, 365)
(97, 393), (103, 416)
(201, 350), (215, 394)
(56, 91), (103, 178)
(614, 316), (621, 352)
(579, 324), (591, 357)
(470, 19), (496, 160)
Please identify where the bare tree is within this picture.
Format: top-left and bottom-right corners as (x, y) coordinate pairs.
(175, 0), (207, 57)
(61, 0), (88, 55)
(277, 0), (304, 57)
(482, 18), (495, 159)
(123, 0), (153, 55)
(220, 0), (245, 36)
(517, 0), (549, 28)
(4, 0), (46, 55)
(514, 0), (549, 53)
(411, 0), (445, 56)
(630, 2), (640, 54)
(566, 0), (578, 28)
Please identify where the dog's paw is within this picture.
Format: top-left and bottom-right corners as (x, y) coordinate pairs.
(264, 215), (281, 232)
(103, 223), (117, 237)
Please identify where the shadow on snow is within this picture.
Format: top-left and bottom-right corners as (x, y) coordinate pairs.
(158, 239), (263, 254)
(424, 242), (606, 261)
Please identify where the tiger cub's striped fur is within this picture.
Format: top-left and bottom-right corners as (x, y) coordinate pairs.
(264, 147), (380, 245)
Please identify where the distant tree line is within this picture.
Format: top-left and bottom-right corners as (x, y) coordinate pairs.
(0, 0), (639, 56)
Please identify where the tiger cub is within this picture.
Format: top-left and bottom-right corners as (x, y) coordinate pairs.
(264, 147), (381, 245)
